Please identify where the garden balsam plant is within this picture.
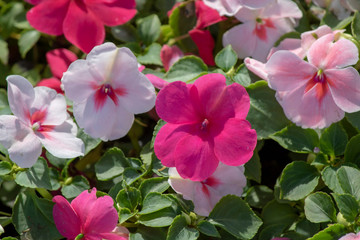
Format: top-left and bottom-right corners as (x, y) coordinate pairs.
(1, 0), (360, 239)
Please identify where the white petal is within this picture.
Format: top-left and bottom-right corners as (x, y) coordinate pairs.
(0, 115), (29, 148)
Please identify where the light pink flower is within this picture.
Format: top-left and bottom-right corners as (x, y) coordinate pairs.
(223, 0), (302, 61)
(154, 73), (257, 181)
(313, 0), (353, 20)
(266, 34), (360, 129)
(0, 75), (84, 168)
(53, 188), (126, 240)
(169, 163), (246, 216)
(339, 232), (360, 240)
(160, 45), (184, 71)
(37, 48), (78, 94)
(62, 43), (156, 141)
(203, 0), (274, 16)
(26, 0), (137, 53)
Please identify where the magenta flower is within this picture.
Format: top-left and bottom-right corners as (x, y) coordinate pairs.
(26, 0), (137, 53)
(169, 163), (246, 216)
(266, 34), (360, 129)
(62, 43), (156, 141)
(154, 73), (257, 181)
(0, 75), (84, 168)
(53, 188), (126, 240)
(37, 48), (78, 94)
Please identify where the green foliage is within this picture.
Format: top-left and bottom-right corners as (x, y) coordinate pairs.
(61, 175), (90, 199)
(95, 147), (130, 181)
(215, 45), (238, 72)
(137, 14), (161, 45)
(320, 123), (348, 157)
(304, 192), (337, 223)
(166, 215), (199, 240)
(308, 224), (347, 240)
(164, 56), (208, 83)
(344, 134), (360, 167)
(18, 30), (40, 58)
(336, 165), (360, 200)
(332, 193), (359, 222)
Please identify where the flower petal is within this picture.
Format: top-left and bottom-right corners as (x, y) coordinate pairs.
(26, 0), (69, 35)
(189, 29), (216, 66)
(63, 0), (104, 53)
(97, 233), (128, 240)
(268, 38), (304, 59)
(244, 57), (268, 80)
(71, 189), (97, 227)
(46, 48), (77, 79)
(203, 0), (243, 16)
(211, 164), (246, 197)
(37, 78), (63, 94)
(195, 1), (224, 29)
(326, 68), (360, 112)
(160, 45), (183, 71)
(213, 118), (257, 166)
(262, 0), (302, 19)
(0, 116), (28, 149)
(53, 195), (81, 239)
(146, 74), (168, 89)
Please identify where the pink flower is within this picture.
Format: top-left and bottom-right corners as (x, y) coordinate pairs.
(160, 45), (184, 71)
(203, 0), (274, 16)
(154, 73), (257, 181)
(339, 232), (360, 240)
(53, 188), (127, 240)
(189, 29), (216, 66)
(168, 163), (246, 216)
(266, 34), (360, 129)
(0, 75), (84, 168)
(62, 43), (156, 141)
(26, 0), (137, 53)
(37, 48), (78, 94)
(223, 0), (302, 61)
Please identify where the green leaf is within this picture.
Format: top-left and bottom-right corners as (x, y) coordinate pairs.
(119, 207), (137, 224)
(232, 64), (252, 87)
(304, 192), (337, 223)
(77, 128), (101, 155)
(0, 162), (11, 176)
(208, 195), (262, 239)
(246, 81), (290, 139)
(337, 165), (360, 200)
(346, 112), (360, 131)
(0, 3), (25, 39)
(244, 150), (261, 183)
(344, 134), (360, 167)
(295, 218), (320, 239)
(197, 220), (220, 238)
(137, 43), (163, 66)
(116, 187), (141, 211)
(262, 200), (297, 227)
(332, 193), (359, 222)
(12, 190), (62, 240)
(18, 30), (41, 58)
(138, 14), (161, 45)
(139, 177), (169, 198)
(245, 185), (274, 208)
(270, 124), (319, 153)
(0, 89), (11, 115)
(259, 224), (286, 240)
(130, 225), (167, 240)
(308, 224), (346, 240)
(151, 119), (166, 148)
(111, 23), (138, 42)
(169, 2), (196, 37)
(95, 147), (130, 181)
(215, 45), (238, 72)
(61, 175), (90, 199)
(321, 166), (344, 194)
(139, 192), (173, 215)
(320, 123), (348, 157)
(280, 161), (320, 200)
(123, 167), (143, 185)
(352, 11), (360, 41)
(138, 206), (178, 227)
(0, 38), (8, 65)
(166, 215), (199, 240)
(164, 56), (207, 83)
(15, 158), (60, 190)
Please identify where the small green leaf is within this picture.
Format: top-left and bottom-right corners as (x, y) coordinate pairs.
(95, 147), (130, 181)
(280, 161), (320, 201)
(320, 123), (348, 157)
(308, 223), (346, 240)
(270, 124), (319, 153)
(332, 193), (359, 222)
(123, 167), (143, 185)
(197, 220), (220, 238)
(18, 30), (40, 58)
(111, 23), (138, 42)
(344, 134), (360, 167)
(244, 150), (261, 183)
(215, 45), (238, 72)
(77, 128), (101, 155)
(208, 195), (262, 239)
(139, 177), (169, 198)
(139, 192), (173, 215)
(138, 207), (178, 227)
(166, 215), (199, 240)
(304, 192), (337, 223)
(259, 224), (286, 240)
(116, 187), (141, 211)
(0, 162), (11, 176)
(0, 89), (11, 115)
(138, 14), (161, 45)
(262, 200), (297, 227)
(337, 165), (360, 200)
(61, 175), (90, 199)
(346, 112), (360, 131)
(0, 38), (8, 65)
(130, 225), (167, 240)
(321, 166), (344, 194)
(137, 43), (162, 66)
(118, 208), (137, 224)
(232, 64), (252, 87)
(164, 56), (207, 83)
(352, 11), (360, 41)
(245, 185), (274, 208)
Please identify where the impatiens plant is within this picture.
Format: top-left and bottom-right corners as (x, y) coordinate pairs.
(4, 0), (360, 239)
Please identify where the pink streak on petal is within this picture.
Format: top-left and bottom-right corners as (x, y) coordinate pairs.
(53, 195), (81, 239)
(30, 109), (47, 125)
(189, 29), (216, 66)
(46, 49), (77, 79)
(93, 84), (126, 111)
(37, 78), (63, 94)
(253, 19), (275, 41)
(26, 0), (70, 35)
(160, 45), (184, 71)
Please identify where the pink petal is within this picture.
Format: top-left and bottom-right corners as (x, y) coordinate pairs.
(213, 118), (257, 166)
(83, 195), (118, 235)
(46, 49), (77, 79)
(262, 0), (302, 19)
(266, 51), (317, 92)
(85, 0), (137, 26)
(242, 0), (273, 8)
(6, 75), (34, 124)
(300, 25), (333, 51)
(156, 81), (201, 124)
(211, 164), (246, 197)
(63, 0), (104, 53)
(154, 123), (195, 167)
(307, 34), (359, 69)
(268, 38), (304, 59)
(37, 78), (63, 94)
(244, 57), (268, 80)
(53, 195), (81, 239)
(26, 0), (69, 35)
(98, 233), (128, 240)
(189, 29), (216, 66)
(146, 74), (168, 89)
(203, 0), (243, 16)
(234, 6), (260, 22)
(160, 45), (184, 71)
(195, 1), (224, 29)
(71, 189), (97, 227)
(326, 68), (360, 112)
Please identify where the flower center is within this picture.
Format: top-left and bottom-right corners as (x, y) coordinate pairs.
(313, 69), (326, 83)
(93, 83), (126, 111)
(253, 18), (275, 41)
(200, 119), (209, 131)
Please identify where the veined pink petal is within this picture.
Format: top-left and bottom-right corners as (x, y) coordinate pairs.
(71, 189), (97, 228)
(37, 78), (63, 94)
(203, 0), (243, 16)
(268, 38), (304, 59)
(262, 0), (302, 19)
(326, 68), (360, 112)
(266, 51), (317, 92)
(213, 118), (257, 166)
(160, 45), (183, 71)
(6, 75), (34, 124)
(146, 74), (168, 89)
(63, 0), (104, 53)
(195, 1), (224, 29)
(189, 29), (216, 66)
(244, 57), (268, 80)
(46, 49), (77, 79)
(300, 25), (333, 51)
(53, 195), (81, 239)
(26, 0), (70, 35)
(156, 81), (202, 124)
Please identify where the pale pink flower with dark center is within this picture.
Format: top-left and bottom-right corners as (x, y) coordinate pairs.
(0, 75), (84, 168)
(53, 188), (127, 240)
(223, 0), (302, 61)
(266, 34), (360, 129)
(62, 43), (156, 141)
(26, 0), (137, 53)
(168, 163), (246, 216)
(154, 73), (257, 181)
